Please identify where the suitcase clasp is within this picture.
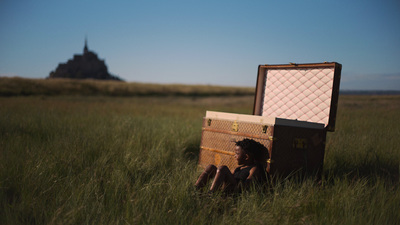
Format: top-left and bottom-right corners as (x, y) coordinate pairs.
(268, 136), (276, 141)
(293, 138), (308, 149)
(232, 121), (238, 132)
(262, 125), (268, 133)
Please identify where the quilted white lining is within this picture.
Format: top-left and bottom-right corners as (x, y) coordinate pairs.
(261, 67), (334, 126)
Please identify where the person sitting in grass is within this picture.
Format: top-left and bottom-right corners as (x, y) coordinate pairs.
(195, 138), (269, 193)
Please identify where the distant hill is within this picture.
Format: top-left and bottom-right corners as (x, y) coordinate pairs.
(48, 38), (123, 81)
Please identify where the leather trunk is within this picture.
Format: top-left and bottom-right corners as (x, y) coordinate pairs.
(198, 62), (342, 178)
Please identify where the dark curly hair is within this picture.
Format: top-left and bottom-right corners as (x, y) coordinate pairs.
(235, 138), (269, 165)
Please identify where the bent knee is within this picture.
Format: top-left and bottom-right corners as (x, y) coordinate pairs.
(205, 164), (217, 173)
(217, 165), (230, 172)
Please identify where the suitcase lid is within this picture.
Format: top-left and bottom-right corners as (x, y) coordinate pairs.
(253, 62), (342, 131)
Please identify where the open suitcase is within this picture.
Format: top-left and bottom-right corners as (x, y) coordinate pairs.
(198, 62), (342, 179)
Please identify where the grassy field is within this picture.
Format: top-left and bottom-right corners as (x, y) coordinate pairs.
(1, 92), (399, 224)
(0, 77), (254, 97)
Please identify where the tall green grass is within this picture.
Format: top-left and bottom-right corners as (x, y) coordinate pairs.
(1, 95), (399, 224)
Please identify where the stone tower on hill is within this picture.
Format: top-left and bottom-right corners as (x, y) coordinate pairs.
(48, 39), (123, 81)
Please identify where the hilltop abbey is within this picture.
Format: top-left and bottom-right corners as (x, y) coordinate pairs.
(48, 39), (123, 81)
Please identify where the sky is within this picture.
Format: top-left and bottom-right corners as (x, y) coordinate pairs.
(1, 0), (399, 90)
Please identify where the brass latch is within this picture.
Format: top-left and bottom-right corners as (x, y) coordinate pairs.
(293, 138), (308, 149)
(232, 121), (238, 132)
(268, 136), (276, 141)
(262, 125), (268, 133)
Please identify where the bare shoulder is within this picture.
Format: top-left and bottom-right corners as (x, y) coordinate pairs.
(247, 165), (261, 178)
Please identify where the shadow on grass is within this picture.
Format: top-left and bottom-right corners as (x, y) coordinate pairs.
(183, 140), (201, 162)
(323, 155), (399, 185)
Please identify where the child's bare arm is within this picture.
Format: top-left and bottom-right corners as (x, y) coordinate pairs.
(246, 166), (259, 181)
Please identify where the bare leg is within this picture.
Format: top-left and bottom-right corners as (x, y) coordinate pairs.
(195, 165), (217, 188)
(209, 166), (237, 192)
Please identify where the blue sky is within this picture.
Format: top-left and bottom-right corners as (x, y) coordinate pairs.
(1, 0), (399, 90)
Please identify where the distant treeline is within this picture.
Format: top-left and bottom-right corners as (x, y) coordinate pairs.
(0, 77), (255, 97)
(1, 77), (399, 97)
(340, 90), (400, 95)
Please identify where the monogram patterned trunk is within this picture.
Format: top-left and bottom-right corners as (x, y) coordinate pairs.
(199, 112), (275, 173)
(198, 62), (342, 178)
